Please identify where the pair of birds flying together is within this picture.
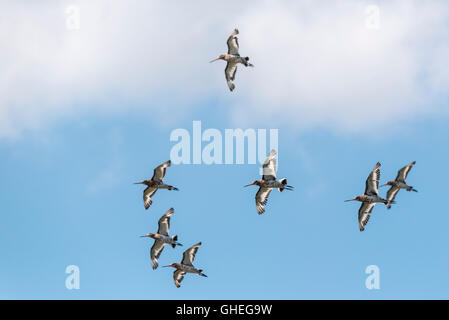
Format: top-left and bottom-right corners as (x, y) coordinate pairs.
(135, 162), (206, 288)
(141, 208), (206, 288)
(210, 28), (253, 92)
(135, 151), (294, 216)
(345, 161), (417, 231)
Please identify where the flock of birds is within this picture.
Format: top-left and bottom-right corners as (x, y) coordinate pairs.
(132, 29), (418, 287)
(134, 149), (295, 287)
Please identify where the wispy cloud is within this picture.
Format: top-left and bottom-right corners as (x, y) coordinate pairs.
(230, 1), (449, 132)
(1, 1), (448, 139)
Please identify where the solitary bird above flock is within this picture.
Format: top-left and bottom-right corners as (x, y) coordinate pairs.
(210, 28), (254, 92)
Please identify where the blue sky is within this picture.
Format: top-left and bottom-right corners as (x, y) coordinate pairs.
(1, 1), (449, 299)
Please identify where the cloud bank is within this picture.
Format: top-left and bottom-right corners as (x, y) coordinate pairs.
(0, 0), (448, 138)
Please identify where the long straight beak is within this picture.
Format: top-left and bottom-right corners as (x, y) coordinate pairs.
(344, 198), (356, 202)
(380, 184), (388, 187)
(243, 184), (253, 187)
(134, 182), (143, 185)
(209, 58), (220, 63)
(140, 235), (149, 238)
(162, 265), (171, 268)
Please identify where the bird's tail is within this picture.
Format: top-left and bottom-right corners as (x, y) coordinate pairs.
(244, 57), (254, 67)
(387, 202), (392, 209)
(279, 178), (293, 192)
(408, 186), (418, 192)
(198, 270), (208, 277)
(279, 178), (287, 192)
(168, 185), (179, 191)
(171, 235), (182, 248)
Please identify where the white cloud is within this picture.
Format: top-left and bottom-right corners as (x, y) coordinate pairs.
(0, 1), (448, 138)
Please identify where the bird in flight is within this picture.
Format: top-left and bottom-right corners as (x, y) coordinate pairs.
(163, 242), (207, 288)
(134, 160), (179, 210)
(345, 162), (390, 231)
(244, 149), (294, 214)
(141, 208), (183, 269)
(210, 28), (254, 92)
(381, 161), (418, 209)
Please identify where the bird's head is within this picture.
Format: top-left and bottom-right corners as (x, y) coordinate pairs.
(380, 181), (394, 187)
(140, 233), (155, 238)
(209, 54), (226, 63)
(134, 180), (149, 185)
(244, 180), (260, 187)
(345, 196), (363, 202)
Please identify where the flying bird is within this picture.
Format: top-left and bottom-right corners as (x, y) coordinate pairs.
(345, 162), (390, 231)
(382, 161), (418, 209)
(141, 208), (183, 269)
(163, 242), (207, 288)
(134, 160), (179, 210)
(210, 28), (254, 92)
(244, 149), (294, 214)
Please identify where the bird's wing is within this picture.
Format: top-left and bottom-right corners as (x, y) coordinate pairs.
(396, 161), (416, 183)
(358, 202), (375, 231)
(157, 208), (174, 236)
(365, 162), (381, 196)
(227, 28), (239, 55)
(150, 240), (165, 269)
(143, 187), (157, 210)
(181, 242), (202, 266)
(262, 149), (277, 181)
(386, 186), (400, 208)
(152, 160), (171, 182)
(174, 270), (186, 288)
(255, 187), (272, 214)
(225, 61), (238, 81)
(225, 61), (238, 91)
